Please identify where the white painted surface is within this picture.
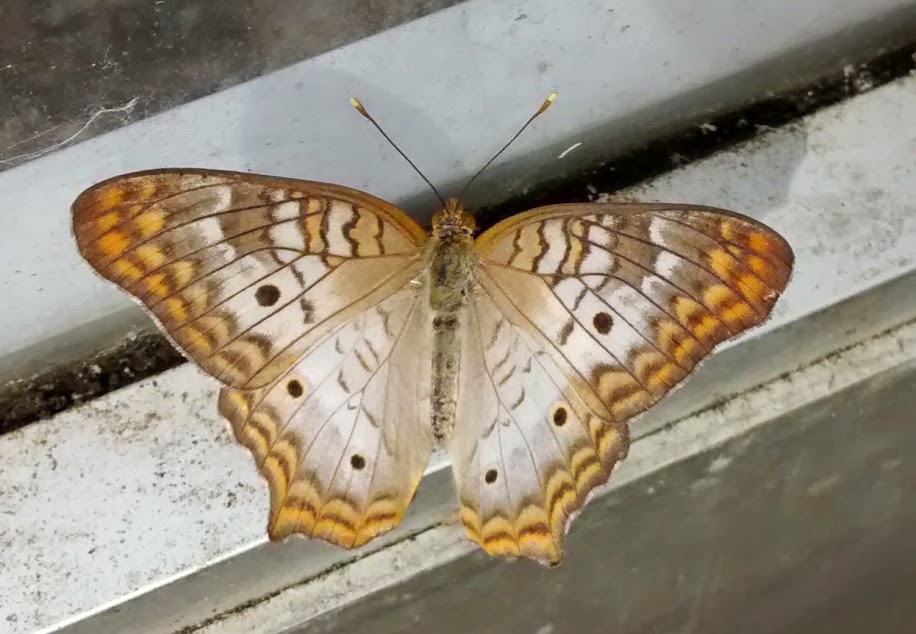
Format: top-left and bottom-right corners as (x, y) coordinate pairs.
(622, 82), (916, 322)
(2, 72), (915, 634)
(1, 0), (913, 379)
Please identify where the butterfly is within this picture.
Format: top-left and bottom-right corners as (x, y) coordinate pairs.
(71, 93), (793, 565)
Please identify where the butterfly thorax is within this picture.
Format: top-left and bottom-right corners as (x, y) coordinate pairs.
(427, 199), (477, 443)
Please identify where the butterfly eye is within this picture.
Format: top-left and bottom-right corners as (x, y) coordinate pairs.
(350, 454), (366, 470)
(484, 469), (498, 484)
(255, 284), (281, 307)
(592, 312), (613, 334)
(432, 210), (445, 226)
(460, 211), (476, 232)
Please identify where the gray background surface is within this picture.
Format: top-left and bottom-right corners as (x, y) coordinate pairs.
(300, 360), (916, 634)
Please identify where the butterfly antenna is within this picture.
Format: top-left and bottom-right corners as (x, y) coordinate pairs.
(350, 97), (447, 209)
(457, 91), (557, 204)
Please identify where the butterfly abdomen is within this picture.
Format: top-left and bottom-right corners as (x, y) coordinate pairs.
(427, 236), (475, 443)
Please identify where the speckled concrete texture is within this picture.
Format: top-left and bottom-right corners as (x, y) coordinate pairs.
(0, 367), (264, 632)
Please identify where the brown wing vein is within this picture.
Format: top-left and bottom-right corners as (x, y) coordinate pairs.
(350, 301), (405, 539)
(663, 214), (793, 270)
(552, 273), (695, 372)
(256, 318), (370, 467)
(94, 202), (319, 268)
(487, 314), (578, 499)
(574, 270), (701, 365)
(150, 246), (308, 308)
(246, 327), (347, 451)
(571, 224), (756, 320)
(77, 180), (235, 241)
(544, 278), (664, 395)
(487, 233), (728, 332)
(292, 291), (422, 488)
(311, 381), (369, 538)
(502, 314), (610, 510)
(314, 293), (422, 536)
(101, 212), (301, 288)
(578, 217), (770, 313)
(469, 309), (543, 482)
(101, 205), (406, 292)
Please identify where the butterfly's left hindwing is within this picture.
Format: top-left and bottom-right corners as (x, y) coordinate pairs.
(453, 202), (793, 563)
(72, 169), (427, 390)
(218, 284), (434, 547)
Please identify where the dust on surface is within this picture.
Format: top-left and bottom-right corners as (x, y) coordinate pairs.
(0, 329), (182, 434)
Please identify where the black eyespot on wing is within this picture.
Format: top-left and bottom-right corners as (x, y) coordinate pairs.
(256, 284), (281, 307)
(350, 454), (366, 470)
(485, 469), (498, 484)
(286, 379), (304, 398)
(593, 312), (613, 334)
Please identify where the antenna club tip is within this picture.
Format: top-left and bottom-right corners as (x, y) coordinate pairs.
(350, 97), (367, 114)
(535, 91), (558, 116)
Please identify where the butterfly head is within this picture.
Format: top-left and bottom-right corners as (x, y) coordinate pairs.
(432, 198), (476, 240)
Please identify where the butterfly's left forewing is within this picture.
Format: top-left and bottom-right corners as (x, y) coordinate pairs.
(72, 169), (427, 389)
(453, 202), (793, 563)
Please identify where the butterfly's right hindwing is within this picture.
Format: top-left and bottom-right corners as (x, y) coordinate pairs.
(449, 286), (629, 564)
